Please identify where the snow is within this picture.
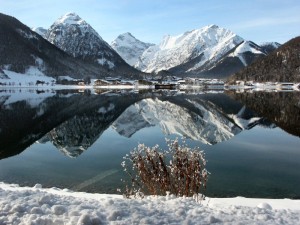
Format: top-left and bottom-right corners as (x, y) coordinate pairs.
(46, 12), (121, 67)
(2, 69), (55, 87)
(98, 103), (115, 114)
(0, 182), (299, 225)
(234, 41), (263, 55)
(227, 41), (265, 66)
(16, 29), (38, 40)
(97, 58), (115, 69)
(57, 76), (76, 81)
(111, 33), (154, 66)
(137, 24), (244, 72)
(31, 27), (47, 38)
(54, 12), (85, 26)
(260, 42), (281, 49)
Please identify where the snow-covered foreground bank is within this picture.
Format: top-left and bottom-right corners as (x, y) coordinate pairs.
(0, 183), (299, 225)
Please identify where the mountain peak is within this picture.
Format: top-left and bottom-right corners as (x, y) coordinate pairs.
(111, 32), (154, 66)
(206, 24), (219, 29)
(122, 32), (134, 37)
(45, 12), (128, 70)
(55, 12), (85, 25)
(117, 32), (136, 41)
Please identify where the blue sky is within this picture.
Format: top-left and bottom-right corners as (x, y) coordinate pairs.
(0, 0), (299, 44)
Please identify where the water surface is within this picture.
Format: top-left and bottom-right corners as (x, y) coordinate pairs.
(0, 88), (299, 198)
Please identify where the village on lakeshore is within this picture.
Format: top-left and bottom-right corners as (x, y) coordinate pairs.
(1, 73), (299, 91)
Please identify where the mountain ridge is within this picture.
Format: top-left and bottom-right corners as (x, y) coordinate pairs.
(228, 36), (300, 83)
(112, 24), (276, 79)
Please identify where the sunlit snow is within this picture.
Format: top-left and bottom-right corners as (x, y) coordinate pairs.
(0, 182), (299, 225)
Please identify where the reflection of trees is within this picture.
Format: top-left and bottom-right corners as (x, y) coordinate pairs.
(226, 91), (300, 137)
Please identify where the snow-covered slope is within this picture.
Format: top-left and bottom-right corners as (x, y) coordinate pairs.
(112, 98), (241, 145)
(1, 182), (300, 225)
(136, 25), (244, 73)
(111, 32), (154, 67)
(228, 41), (266, 66)
(31, 27), (47, 38)
(45, 12), (127, 70)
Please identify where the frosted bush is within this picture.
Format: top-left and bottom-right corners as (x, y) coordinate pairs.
(121, 138), (209, 198)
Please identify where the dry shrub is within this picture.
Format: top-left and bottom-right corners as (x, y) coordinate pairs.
(121, 138), (208, 198)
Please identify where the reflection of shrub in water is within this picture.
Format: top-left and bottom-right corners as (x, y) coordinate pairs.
(121, 138), (208, 198)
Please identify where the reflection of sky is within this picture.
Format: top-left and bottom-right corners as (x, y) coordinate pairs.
(225, 126), (300, 153)
(202, 125), (300, 198)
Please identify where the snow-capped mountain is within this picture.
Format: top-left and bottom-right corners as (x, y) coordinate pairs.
(0, 12), (106, 79)
(31, 27), (47, 38)
(113, 25), (275, 79)
(111, 32), (154, 67)
(112, 98), (242, 145)
(135, 25), (243, 72)
(45, 12), (137, 73)
(168, 40), (268, 79)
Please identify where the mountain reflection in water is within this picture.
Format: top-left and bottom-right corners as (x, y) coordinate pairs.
(226, 90), (300, 138)
(0, 89), (278, 159)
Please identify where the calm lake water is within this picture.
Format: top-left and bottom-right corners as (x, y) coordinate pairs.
(0, 88), (299, 198)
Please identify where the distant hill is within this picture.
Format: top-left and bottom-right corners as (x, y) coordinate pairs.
(228, 37), (300, 83)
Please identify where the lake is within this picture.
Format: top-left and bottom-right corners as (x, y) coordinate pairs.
(0, 88), (299, 199)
